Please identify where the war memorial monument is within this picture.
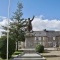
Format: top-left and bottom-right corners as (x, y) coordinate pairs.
(14, 16), (46, 60)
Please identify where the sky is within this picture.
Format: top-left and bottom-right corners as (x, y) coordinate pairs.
(0, 0), (60, 19)
(0, 0), (60, 35)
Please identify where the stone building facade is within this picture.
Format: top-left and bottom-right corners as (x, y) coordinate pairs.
(33, 30), (60, 48)
(20, 30), (60, 48)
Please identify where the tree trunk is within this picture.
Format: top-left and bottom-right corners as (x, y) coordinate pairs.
(16, 41), (18, 51)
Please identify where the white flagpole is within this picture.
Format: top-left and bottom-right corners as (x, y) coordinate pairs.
(7, 0), (10, 60)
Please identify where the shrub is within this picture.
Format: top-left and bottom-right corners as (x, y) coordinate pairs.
(0, 36), (16, 59)
(35, 44), (44, 53)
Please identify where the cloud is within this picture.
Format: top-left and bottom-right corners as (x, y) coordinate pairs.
(0, 15), (60, 36)
(0, 16), (12, 27)
(32, 16), (60, 31)
(0, 19), (8, 26)
(0, 16), (12, 36)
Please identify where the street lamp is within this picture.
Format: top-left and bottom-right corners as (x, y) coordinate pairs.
(7, 0), (10, 60)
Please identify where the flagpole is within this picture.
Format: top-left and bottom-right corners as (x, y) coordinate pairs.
(7, 0), (10, 60)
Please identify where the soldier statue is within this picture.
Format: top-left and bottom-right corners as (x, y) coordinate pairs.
(26, 16), (35, 32)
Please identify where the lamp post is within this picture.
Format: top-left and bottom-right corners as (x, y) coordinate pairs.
(7, 0), (10, 60)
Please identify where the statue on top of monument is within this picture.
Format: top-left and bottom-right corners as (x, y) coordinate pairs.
(26, 16), (35, 32)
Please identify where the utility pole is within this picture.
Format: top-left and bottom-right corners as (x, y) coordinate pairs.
(7, 0), (10, 60)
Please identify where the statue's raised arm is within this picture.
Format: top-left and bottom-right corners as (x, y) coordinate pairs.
(31, 16), (35, 21)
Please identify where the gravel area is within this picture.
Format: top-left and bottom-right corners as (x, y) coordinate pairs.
(45, 57), (60, 60)
(41, 50), (60, 60)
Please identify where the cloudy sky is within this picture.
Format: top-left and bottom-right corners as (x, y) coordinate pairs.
(0, 0), (60, 35)
(32, 16), (60, 31)
(0, 15), (60, 32)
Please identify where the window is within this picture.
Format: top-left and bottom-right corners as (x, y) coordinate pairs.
(35, 37), (36, 40)
(43, 37), (45, 40)
(53, 37), (55, 40)
(39, 37), (41, 40)
(39, 42), (41, 44)
(35, 37), (38, 40)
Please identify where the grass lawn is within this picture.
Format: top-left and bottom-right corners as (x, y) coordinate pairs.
(0, 58), (7, 60)
(0, 58), (13, 60)
(0, 50), (23, 60)
(12, 50), (23, 57)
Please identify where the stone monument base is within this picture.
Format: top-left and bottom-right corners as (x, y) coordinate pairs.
(14, 52), (46, 60)
(13, 32), (46, 60)
(25, 32), (35, 48)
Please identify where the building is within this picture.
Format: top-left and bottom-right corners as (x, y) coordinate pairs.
(19, 30), (60, 48)
(33, 30), (60, 48)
